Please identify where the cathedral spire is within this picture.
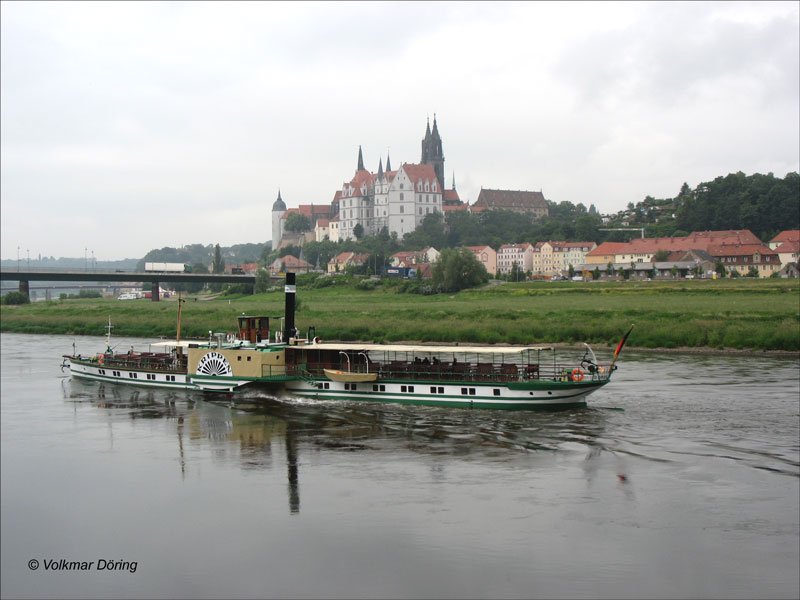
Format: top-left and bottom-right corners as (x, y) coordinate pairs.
(377, 157), (384, 178)
(432, 113), (440, 138)
(357, 145), (365, 172)
(386, 152), (392, 172)
(452, 172), (456, 191)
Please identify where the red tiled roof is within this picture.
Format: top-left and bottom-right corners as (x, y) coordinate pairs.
(775, 241), (800, 253)
(770, 230), (800, 244)
(586, 242), (629, 257)
(444, 189), (461, 202)
(707, 243), (778, 257)
(400, 163), (439, 187)
(473, 189), (548, 211)
(277, 255), (311, 268)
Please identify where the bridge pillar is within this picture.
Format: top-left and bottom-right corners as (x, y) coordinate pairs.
(151, 281), (160, 302)
(19, 280), (30, 300)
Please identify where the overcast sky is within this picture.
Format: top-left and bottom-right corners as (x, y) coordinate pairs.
(1, 1), (798, 261)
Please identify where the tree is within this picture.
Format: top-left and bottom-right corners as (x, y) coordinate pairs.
(509, 262), (524, 282)
(284, 212), (311, 233)
(254, 268), (272, 293)
(432, 248), (489, 292)
(2, 291), (30, 305)
(353, 223), (364, 240)
(212, 244), (224, 274)
(653, 250), (670, 262)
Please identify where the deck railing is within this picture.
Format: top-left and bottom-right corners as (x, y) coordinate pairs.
(299, 361), (610, 383)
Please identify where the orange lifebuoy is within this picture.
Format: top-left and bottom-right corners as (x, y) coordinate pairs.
(571, 368), (584, 382)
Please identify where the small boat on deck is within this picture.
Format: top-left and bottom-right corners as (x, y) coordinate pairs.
(62, 273), (632, 409)
(323, 369), (378, 383)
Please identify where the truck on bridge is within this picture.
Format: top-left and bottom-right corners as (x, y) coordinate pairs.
(145, 262), (191, 273)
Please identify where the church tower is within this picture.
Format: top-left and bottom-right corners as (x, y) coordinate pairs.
(271, 189), (286, 249)
(420, 114), (445, 190)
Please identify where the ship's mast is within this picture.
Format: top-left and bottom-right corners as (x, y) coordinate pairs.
(105, 316), (113, 353)
(176, 291), (185, 342)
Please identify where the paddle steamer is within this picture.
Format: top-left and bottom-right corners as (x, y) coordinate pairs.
(63, 274), (630, 409)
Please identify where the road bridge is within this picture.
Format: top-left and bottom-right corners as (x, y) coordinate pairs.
(0, 268), (257, 301)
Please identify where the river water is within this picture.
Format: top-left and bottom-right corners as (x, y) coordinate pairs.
(1, 332), (798, 599)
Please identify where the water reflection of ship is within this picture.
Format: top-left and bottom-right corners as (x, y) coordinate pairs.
(187, 400), (300, 514)
(65, 379), (302, 514)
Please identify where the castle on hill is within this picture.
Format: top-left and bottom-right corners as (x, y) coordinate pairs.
(271, 116), (465, 248)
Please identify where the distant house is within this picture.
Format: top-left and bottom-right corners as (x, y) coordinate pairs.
(464, 245), (497, 277)
(270, 255), (311, 275)
(532, 241), (596, 277)
(471, 189), (548, 220)
(768, 230), (800, 251)
(773, 240), (799, 267)
(327, 251), (370, 274)
(709, 243), (780, 277)
(585, 242), (630, 266)
(778, 262), (799, 278)
(315, 219), (330, 242)
(389, 247), (440, 268)
(497, 242), (534, 275)
(226, 262), (260, 275)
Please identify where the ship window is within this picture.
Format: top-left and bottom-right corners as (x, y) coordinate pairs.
(323, 382), (330, 389)
(247, 356), (252, 362)
(438, 387), (444, 393)
(237, 356), (242, 361)
(461, 388), (468, 395)
(380, 385), (385, 391)
(494, 389), (501, 396)
(408, 385), (414, 392)
(430, 386), (437, 394)
(401, 385), (407, 392)
(469, 388), (476, 395)
(373, 385), (379, 391)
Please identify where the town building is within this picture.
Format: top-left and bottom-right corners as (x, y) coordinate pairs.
(583, 230), (780, 278)
(768, 230), (800, 250)
(471, 189), (549, 220)
(270, 255), (312, 275)
(532, 241), (596, 277)
(464, 245), (497, 277)
(327, 251), (370, 274)
(497, 243), (534, 275)
(389, 247), (440, 268)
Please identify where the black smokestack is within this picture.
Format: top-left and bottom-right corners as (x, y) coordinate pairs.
(284, 272), (296, 343)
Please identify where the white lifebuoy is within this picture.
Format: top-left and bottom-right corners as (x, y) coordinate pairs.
(313, 336), (321, 344)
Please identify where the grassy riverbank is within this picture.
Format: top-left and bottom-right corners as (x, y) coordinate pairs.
(1, 279), (798, 352)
